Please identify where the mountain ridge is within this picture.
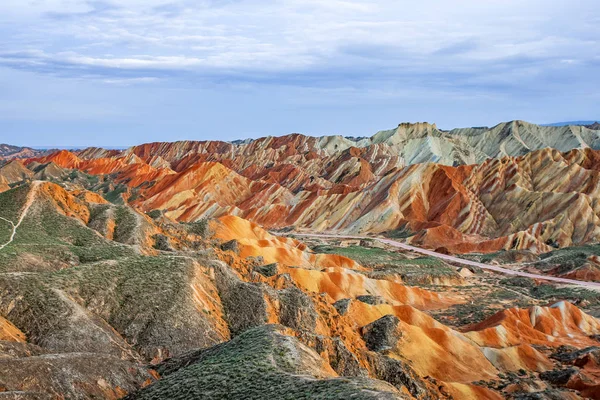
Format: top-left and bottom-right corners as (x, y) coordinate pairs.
(11, 120), (600, 256)
(4, 120), (600, 162)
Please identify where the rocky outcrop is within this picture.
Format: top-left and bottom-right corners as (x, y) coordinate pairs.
(213, 260), (277, 336)
(540, 368), (580, 386)
(364, 352), (440, 400)
(220, 239), (239, 253)
(357, 295), (387, 306)
(333, 298), (352, 316)
(278, 286), (318, 332)
(300, 333), (368, 378)
(361, 315), (401, 352)
(254, 263), (279, 277)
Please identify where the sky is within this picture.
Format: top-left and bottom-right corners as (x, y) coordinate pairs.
(0, 0), (598, 147)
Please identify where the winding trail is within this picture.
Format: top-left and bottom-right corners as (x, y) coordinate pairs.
(295, 233), (600, 289)
(0, 181), (40, 251)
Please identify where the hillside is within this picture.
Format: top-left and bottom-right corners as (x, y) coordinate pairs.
(1, 182), (600, 398)
(3, 120), (600, 399)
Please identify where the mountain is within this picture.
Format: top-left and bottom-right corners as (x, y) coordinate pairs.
(4, 120), (600, 399)
(99, 120), (600, 167)
(0, 144), (50, 160)
(18, 121), (600, 255)
(542, 121), (600, 127)
(0, 182), (599, 399)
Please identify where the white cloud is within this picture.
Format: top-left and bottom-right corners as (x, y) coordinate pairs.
(102, 76), (159, 85)
(0, 0), (597, 96)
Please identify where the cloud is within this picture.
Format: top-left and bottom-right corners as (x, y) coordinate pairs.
(0, 0), (598, 145)
(1, 1), (596, 84)
(102, 76), (159, 85)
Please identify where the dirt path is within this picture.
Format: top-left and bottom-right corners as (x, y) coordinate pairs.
(296, 233), (600, 289)
(0, 181), (40, 251)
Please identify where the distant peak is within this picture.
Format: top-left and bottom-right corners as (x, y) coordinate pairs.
(587, 122), (600, 130)
(397, 122), (438, 130)
(507, 120), (533, 126)
(370, 122), (439, 145)
(398, 121), (435, 126)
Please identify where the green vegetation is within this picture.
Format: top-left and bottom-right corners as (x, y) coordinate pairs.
(0, 185), (29, 221)
(152, 234), (172, 251)
(147, 210), (163, 219)
(187, 218), (210, 238)
(529, 284), (600, 304)
(430, 282), (535, 328)
(69, 170), (100, 185)
(540, 244), (600, 261)
(313, 245), (459, 285)
(0, 218), (12, 245)
(51, 255), (192, 320)
(129, 325), (397, 400)
(113, 206), (139, 244)
(474, 251), (512, 264)
(499, 274), (600, 304)
(313, 245), (442, 267)
(0, 183), (227, 357)
(0, 189), (135, 272)
(103, 185), (128, 204)
(534, 244), (600, 273)
(383, 225), (414, 239)
(0, 274), (72, 342)
(0, 250), (225, 359)
(499, 277), (600, 311)
(499, 276), (536, 288)
(438, 302), (499, 327)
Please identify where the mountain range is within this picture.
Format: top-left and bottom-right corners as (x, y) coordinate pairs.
(2, 120), (598, 255)
(3, 120), (600, 399)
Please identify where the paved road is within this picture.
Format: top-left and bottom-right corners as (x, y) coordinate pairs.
(296, 233), (600, 289)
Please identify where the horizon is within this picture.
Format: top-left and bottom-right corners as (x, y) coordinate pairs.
(0, 1), (599, 147)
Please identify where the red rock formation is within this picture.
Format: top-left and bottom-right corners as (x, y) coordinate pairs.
(21, 136), (600, 254)
(209, 214), (600, 399)
(465, 301), (600, 348)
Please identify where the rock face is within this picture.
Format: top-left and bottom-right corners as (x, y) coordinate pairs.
(465, 301), (600, 349)
(19, 121), (600, 254)
(362, 315), (402, 352)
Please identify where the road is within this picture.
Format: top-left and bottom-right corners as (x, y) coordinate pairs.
(295, 233), (600, 289)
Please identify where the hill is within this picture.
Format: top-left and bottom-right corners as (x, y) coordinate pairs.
(0, 182), (600, 398)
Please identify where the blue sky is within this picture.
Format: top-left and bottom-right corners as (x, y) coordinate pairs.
(0, 0), (598, 147)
